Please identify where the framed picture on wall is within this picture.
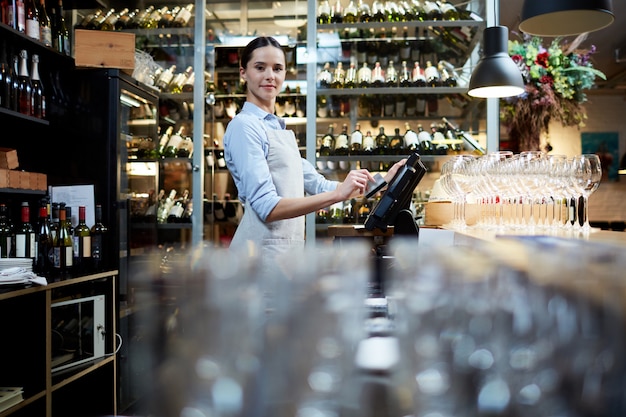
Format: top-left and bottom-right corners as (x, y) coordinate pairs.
(581, 132), (620, 181)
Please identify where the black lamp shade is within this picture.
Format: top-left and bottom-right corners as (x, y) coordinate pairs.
(468, 26), (525, 98)
(519, 0), (614, 36)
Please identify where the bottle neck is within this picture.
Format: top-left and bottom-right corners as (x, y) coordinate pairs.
(18, 52), (29, 77)
(31, 56), (40, 81)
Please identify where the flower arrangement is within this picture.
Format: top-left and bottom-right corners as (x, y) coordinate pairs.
(499, 34), (606, 151)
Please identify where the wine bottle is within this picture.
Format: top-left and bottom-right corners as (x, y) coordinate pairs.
(157, 126), (174, 157)
(101, 8), (127, 31)
(177, 135), (194, 158)
(30, 54), (44, 119)
(49, 202), (59, 245)
(0, 41), (11, 110)
(163, 126), (185, 158)
(16, 0), (26, 32)
(167, 189), (187, 223)
(362, 130), (375, 155)
(439, 0), (459, 20)
(17, 49), (31, 116)
(390, 127), (405, 155)
(156, 64), (177, 91)
(371, 0), (385, 22)
(399, 60), (412, 87)
(329, 201), (344, 224)
(25, 0), (40, 40)
(158, 6), (179, 28)
(0, 204), (13, 258)
(131, 6), (153, 29)
(343, 0), (358, 23)
(350, 123), (363, 155)
(317, 0), (331, 24)
(331, 62), (345, 88)
(317, 62), (333, 89)
(343, 199), (356, 224)
(173, 4), (193, 27)
(72, 205), (91, 274)
(423, 0), (442, 20)
(319, 124), (335, 157)
(14, 202), (35, 262)
(52, 0), (70, 56)
(357, 62), (372, 87)
(375, 126), (389, 155)
(141, 6), (165, 29)
(354, 0), (370, 22)
(371, 61), (385, 87)
(157, 190), (177, 224)
(38, 0), (52, 46)
(385, 61), (398, 87)
(424, 60), (440, 87)
(417, 124), (433, 154)
(77, 9), (101, 29)
(169, 65), (194, 94)
(90, 204), (107, 272)
(330, 0), (343, 23)
(403, 122), (419, 152)
(334, 123), (350, 156)
(115, 8), (136, 30)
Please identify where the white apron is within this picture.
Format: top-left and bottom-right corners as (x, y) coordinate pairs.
(229, 126), (305, 262)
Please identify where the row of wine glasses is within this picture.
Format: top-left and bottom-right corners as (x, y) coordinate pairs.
(438, 151), (603, 232)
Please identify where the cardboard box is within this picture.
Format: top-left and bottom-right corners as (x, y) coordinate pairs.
(8, 170), (21, 189)
(74, 29), (135, 70)
(0, 148), (18, 170)
(0, 169), (9, 188)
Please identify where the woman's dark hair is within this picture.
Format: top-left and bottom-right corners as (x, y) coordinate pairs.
(240, 36), (284, 69)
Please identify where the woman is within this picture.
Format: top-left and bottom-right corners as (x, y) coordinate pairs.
(224, 36), (404, 259)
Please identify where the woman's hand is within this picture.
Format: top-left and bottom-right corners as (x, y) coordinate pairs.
(383, 158), (407, 183)
(335, 169), (376, 200)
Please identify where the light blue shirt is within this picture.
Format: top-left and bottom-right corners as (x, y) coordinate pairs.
(224, 102), (338, 222)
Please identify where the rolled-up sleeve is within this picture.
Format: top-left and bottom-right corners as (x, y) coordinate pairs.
(224, 114), (281, 221)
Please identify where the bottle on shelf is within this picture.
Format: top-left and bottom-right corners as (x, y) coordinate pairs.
(439, 0), (459, 20)
(371, 62), (385, 87)
(167, 189), (188, 223)
(101, 8), (128, 31)
(25, 0), (40, 40)
(15, 0), (26, 32)
(417, 124), (433, 154)
(38, 0), (52, 47)
(141, 6), (165, 29)
(85, 8), (109, 29)
(157, 189), (177, 224)
(423, 0), (442, 20)
(375, 126), (389, 155)
(14, 202), (35, 262)
(0, 41), (12, 110)
(16, 49), (31, 116)
(31, 54), (44, 119)
(169, 66), (194, 94)
(156, 126), (173, 157)
(362, 130), (375, 155)
(76, 9), (101, 29)
(390, 127), (405, 154)
(35, 201), (52, 275)
(357, 62), (372, 88)
(403, 122), (419, 152)
(343, 0), (358, 23)
(334, 123), (350, 169)
(90, 204), (107, 271)
(357, 0), (372, 22)
(319, 124), (335, 157)
(329, 201), (344, 224)
(412, 61), (426, 87)
(317, 62), (333, 89)
(399, 60), (412, 87)
(166, 6), (183, 28)
(52, 0), (70, 56)
(317, 0), (331, 24)
(156, 64), (177, 91)
(129, 6), (153, 29)
(115, 8), (136, 30)
(343, 199), (356, 224)
(162, 125), (185, 158)
(331, 62), (345, 89)
(0, 204), (12, 258)
(372, 0), (386, 22)
(177, 135), (194, 158)
(385, 61), (398, 87)
(330, 0), (343, 23)
(64, 205), (73, 237)
(49, 202), (59, 245)
(350, 123), (363, 156)
(173, 4), (194, 27)
(345, 63), (358, 89)
(424, 60), (441, 87)
(52, 203), (72, 278)
(72, 205), (91, 274)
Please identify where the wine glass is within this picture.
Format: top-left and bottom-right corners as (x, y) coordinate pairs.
(574, 154), (603, 231)
(440, 155), (476, 229)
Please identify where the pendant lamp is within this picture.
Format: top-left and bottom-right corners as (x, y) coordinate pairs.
(519, 0), (614, 36)
(467, 26), (525, 98)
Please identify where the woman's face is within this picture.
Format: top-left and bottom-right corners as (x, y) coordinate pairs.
(240, 45), (286, 112)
